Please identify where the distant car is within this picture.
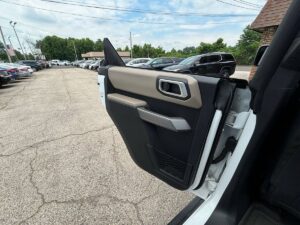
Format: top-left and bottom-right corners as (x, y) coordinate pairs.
(9, 63), (32, 77)
(72, 60), (83, 67)
(122, 58), (132, 64)
(51, 60), (60, 66)
(80, 60), (92, 68)
(126, 58), (151, 67)
(38, 60), (49, 68)
(89, 60), (102, 70)
(163, 53), (236, 77)
(96, 59), (106, 73)
(82, 60), (94, 69)
(0, 64), (19, 79)
(58, 60), (70, 66)
(140, 57), (181, 70)
(18, 60), (42, 71)
(0, 68), (12, 87)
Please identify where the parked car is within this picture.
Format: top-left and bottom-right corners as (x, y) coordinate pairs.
(18, 60), (42, 71)
(71, 60), (82, 67)
(96, 59), (106, 72)
(122, 58), (132, 64)
(140, 57), (182, 70)
(89, 60), (101, 70)
(58, 60), (70, 66)
(9, 63), (32, 77)
(0, 68), (12, 87)
(82, 60), (94, 69)
(80, 60), (93, 68)
(0, 64), (19, 79)
(126, 58), (151, 67)
(38, 60), (50, 68)
(163, 52), (236, 77)
(51, 59), (60, 66)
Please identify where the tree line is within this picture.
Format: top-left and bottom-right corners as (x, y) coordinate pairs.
(0, 26), (261, 65)
(130, 26), (261, 65)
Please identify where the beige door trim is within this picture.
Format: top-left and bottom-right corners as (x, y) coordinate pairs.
(108, 67), (202, 109)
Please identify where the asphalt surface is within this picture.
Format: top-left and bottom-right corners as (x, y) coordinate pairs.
(0, 68), (193, 225)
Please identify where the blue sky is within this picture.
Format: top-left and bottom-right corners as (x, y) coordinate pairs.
(0, 0), (266, 52)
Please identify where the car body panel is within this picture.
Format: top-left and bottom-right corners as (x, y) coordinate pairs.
(163, 53), (236, 77)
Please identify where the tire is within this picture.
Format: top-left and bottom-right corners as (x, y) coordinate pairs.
(221, 69), (230, 78)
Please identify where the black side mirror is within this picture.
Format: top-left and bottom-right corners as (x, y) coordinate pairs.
(254, 45), (269, 66)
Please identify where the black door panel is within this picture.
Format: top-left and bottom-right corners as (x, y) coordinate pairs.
(103, 66), (235, 190)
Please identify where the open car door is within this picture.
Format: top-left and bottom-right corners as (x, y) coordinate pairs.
(98, 39), (251, 192)
(98, 1), (300, 224)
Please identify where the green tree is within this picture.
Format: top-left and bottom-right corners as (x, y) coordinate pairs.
(196, 38), (227, 54)
(36, 25), (261, 64)
(94, 39), (103, 51)
(124, 45), (130, 51)
(233, 26), (261, 65)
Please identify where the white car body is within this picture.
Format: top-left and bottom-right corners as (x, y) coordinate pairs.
(58, 61), (70, 66)
(126, 58), (151, 67)
(89, 60), (101, 70)
(51, 60), (60, 65)
(80, 60), (93, 68)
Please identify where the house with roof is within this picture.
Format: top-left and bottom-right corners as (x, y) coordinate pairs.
(249, 0), (292, 79)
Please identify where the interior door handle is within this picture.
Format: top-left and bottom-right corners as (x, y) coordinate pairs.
(138, 108), (191, 132)
(158, 79), (188, 98)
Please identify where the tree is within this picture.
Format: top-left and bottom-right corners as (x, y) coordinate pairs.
(233, 26), (261, 65)
(196, 38), (227, 54)
(36, 25), (261, 64)
(94, 39), (103, 51)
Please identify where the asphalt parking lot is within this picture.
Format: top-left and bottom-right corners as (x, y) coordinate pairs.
(0, 68), (193, 225)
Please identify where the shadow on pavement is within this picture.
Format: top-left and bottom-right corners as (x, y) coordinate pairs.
(0, 84), (17, 89)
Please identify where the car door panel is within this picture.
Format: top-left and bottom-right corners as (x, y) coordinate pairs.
(108, 67), (202, 108)
(103, 65), (237, 190)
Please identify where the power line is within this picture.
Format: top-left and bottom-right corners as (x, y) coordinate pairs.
(0, 17), (50, 38)
(216, 0), (260, 10)
(0, 24), (43, 39)
(232, 0), (262, 9)
(233, 0), (263, 7)
(0, 0), (253, 26)
(34, 0), (257, 17)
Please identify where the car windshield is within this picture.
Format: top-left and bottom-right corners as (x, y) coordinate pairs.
(179, 56), (199, 65)
(145, 58), (157, 65)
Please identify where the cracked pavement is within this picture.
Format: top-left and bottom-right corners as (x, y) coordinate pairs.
(0, 68), (193, 225)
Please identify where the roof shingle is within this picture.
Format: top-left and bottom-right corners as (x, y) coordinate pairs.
(251, 0), (292, 32)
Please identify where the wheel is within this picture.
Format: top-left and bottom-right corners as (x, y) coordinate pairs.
(221, 69), (230, 78)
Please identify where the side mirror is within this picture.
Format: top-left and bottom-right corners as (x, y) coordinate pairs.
(254, 45), (269, 66)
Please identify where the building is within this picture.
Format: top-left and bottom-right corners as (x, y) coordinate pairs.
(81, 51), (130, 59)
(249, 0), (292, 79)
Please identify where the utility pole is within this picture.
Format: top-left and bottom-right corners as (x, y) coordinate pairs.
(0, 26), (12, 63)
(10, 21), (27, 60)
(25, 40), (35, 57)
(73, 41), (78, 61)
(8, 36), (18, 60)
(129, 31), (133, 58)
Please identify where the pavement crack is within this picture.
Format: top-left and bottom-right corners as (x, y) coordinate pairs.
(137, 182), (162, 205)
(18, 148), (45, 225)
(29, 149), (46, 203)
(0, 125), (114, 158)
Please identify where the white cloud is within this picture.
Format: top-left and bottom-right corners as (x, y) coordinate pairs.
(0, 0), (267, 53)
